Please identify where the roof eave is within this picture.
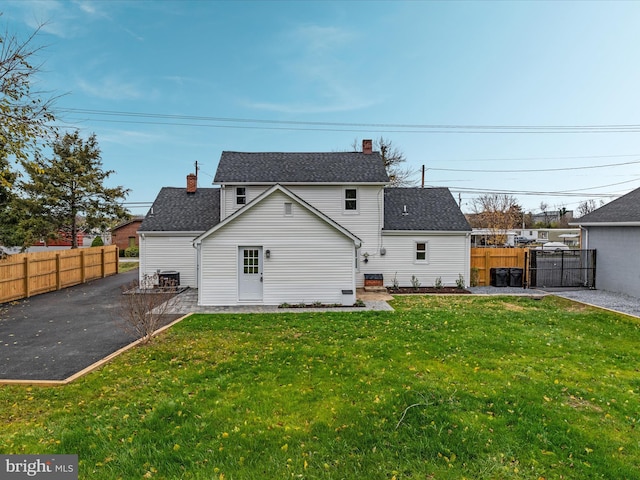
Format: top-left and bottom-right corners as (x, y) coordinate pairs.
(571, 221), (640, 227)
(382, 229), (472, 235)
(213, 181), (389, 186)
(138, 230), (205, 236)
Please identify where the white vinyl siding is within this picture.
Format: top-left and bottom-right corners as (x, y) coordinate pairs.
(377, 233), (470, 288)
(199, 190), (356, 306)
(221, 184), (383, 264)
(139, 233), (199, 287)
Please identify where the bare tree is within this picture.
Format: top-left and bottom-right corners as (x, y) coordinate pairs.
(0, 21), (57, 186)
(115, 280), (178, 344)
(351, 137), (416, 187)
(576, 199), (603, 218)
(469, 194), (522, 245)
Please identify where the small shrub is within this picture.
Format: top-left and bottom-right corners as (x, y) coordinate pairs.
(354, 299), (365, 307)
(312, 301), (323, 307)
(91, 236), (104, 247)
(470, 267), (480, 287)
(125, 246), (139, 257)
(114, 280), (178, 344)
(456, 274), (465, 289)
(411, 275), (421, 291)
(279, 302), (290, 308)
(434, 277), (443, 289)
(390, 273), (400, 290)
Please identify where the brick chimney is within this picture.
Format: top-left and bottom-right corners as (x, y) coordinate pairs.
(186, 173), (197, 193)
(362, 139), (372, 154)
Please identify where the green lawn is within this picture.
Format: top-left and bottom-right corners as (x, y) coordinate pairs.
(118, 262), (139, 273)
(1, 295), (639, 479)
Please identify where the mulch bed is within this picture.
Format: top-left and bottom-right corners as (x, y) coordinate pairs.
(388, 287), (472, 294)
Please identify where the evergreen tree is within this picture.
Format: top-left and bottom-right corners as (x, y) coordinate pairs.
(21, 131), (130, 248)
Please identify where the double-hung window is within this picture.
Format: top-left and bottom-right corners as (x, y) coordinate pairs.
(236, 187), (247, 205)
(344, 188), (358, 212)
(415, 242), (428, 262)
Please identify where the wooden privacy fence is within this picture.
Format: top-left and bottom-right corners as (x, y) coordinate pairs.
(471, 248), (528, 286)
(0, 246), (119, 304)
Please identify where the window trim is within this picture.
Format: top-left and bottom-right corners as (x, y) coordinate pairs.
(284, 202), (293, 216)
(414, 241), (429, 264)
(344, 187), (358, 213)
(236, 187), (247, 205)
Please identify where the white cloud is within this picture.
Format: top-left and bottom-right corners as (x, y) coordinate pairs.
(76, 76), (146, 100)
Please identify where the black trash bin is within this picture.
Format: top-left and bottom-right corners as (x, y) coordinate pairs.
(490, 267), (509, 287)
(509, 268), (523, 287)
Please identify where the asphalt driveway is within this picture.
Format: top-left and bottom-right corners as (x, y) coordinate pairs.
(0, 270), (162, 382)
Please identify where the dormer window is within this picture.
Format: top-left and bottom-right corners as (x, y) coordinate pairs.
(344, 188), (358, 212)
(236, 187), (246, 205)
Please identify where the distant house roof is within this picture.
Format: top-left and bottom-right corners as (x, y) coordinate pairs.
(383, 188), (472, 232)
(111, 216), (144, 232)
(573, 187), (640, 225)
(139, 187), (220, 232)
(214, 151), (390, 184)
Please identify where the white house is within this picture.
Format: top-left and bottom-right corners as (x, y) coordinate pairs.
(138, 141), (472, 306)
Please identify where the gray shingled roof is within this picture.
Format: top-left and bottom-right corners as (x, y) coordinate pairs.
(573, 187), (640, 224)
(214, 151), (390, 184)
(383, 188), (472, 231)
(139, 187), (220, 232)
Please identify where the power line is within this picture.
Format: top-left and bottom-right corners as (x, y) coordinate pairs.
(427, 159), (640, 173)
(446, 177), (640, 198)
(58, 107), (640, 134)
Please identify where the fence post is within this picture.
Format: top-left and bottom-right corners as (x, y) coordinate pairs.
(56, 253), (62, 290)
(23, 256), (30, 298)
(101, 248), (106, 278)
(80, 250), (86, 283)
(484, 249), (491, 286)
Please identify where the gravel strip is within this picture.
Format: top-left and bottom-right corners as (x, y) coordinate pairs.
(468, 286), (640, 319)
(550, 289), (640, 318)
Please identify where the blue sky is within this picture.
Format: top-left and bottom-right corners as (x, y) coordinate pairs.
(4, 0), (640, 215)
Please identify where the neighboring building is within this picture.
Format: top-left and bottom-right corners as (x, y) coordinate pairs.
(138, 141), (472, 306)
(531, 209), (574, 226)
(512, 228), (580, 246)
(471, 228), (580, 247)
(571, 188), (640, 298)
(33, 231), (84, 247)
(111, 217), (144, 252)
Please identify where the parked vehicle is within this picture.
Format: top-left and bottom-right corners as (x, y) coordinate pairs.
(515, 236), (533, 244)
(535, 241), (570, 251)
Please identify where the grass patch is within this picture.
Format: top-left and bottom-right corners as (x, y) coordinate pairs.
(1, 295), (639, 479)
(118, 262), (139, 273)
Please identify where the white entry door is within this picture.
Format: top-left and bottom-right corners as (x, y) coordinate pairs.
(238, 246), (263, 301)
